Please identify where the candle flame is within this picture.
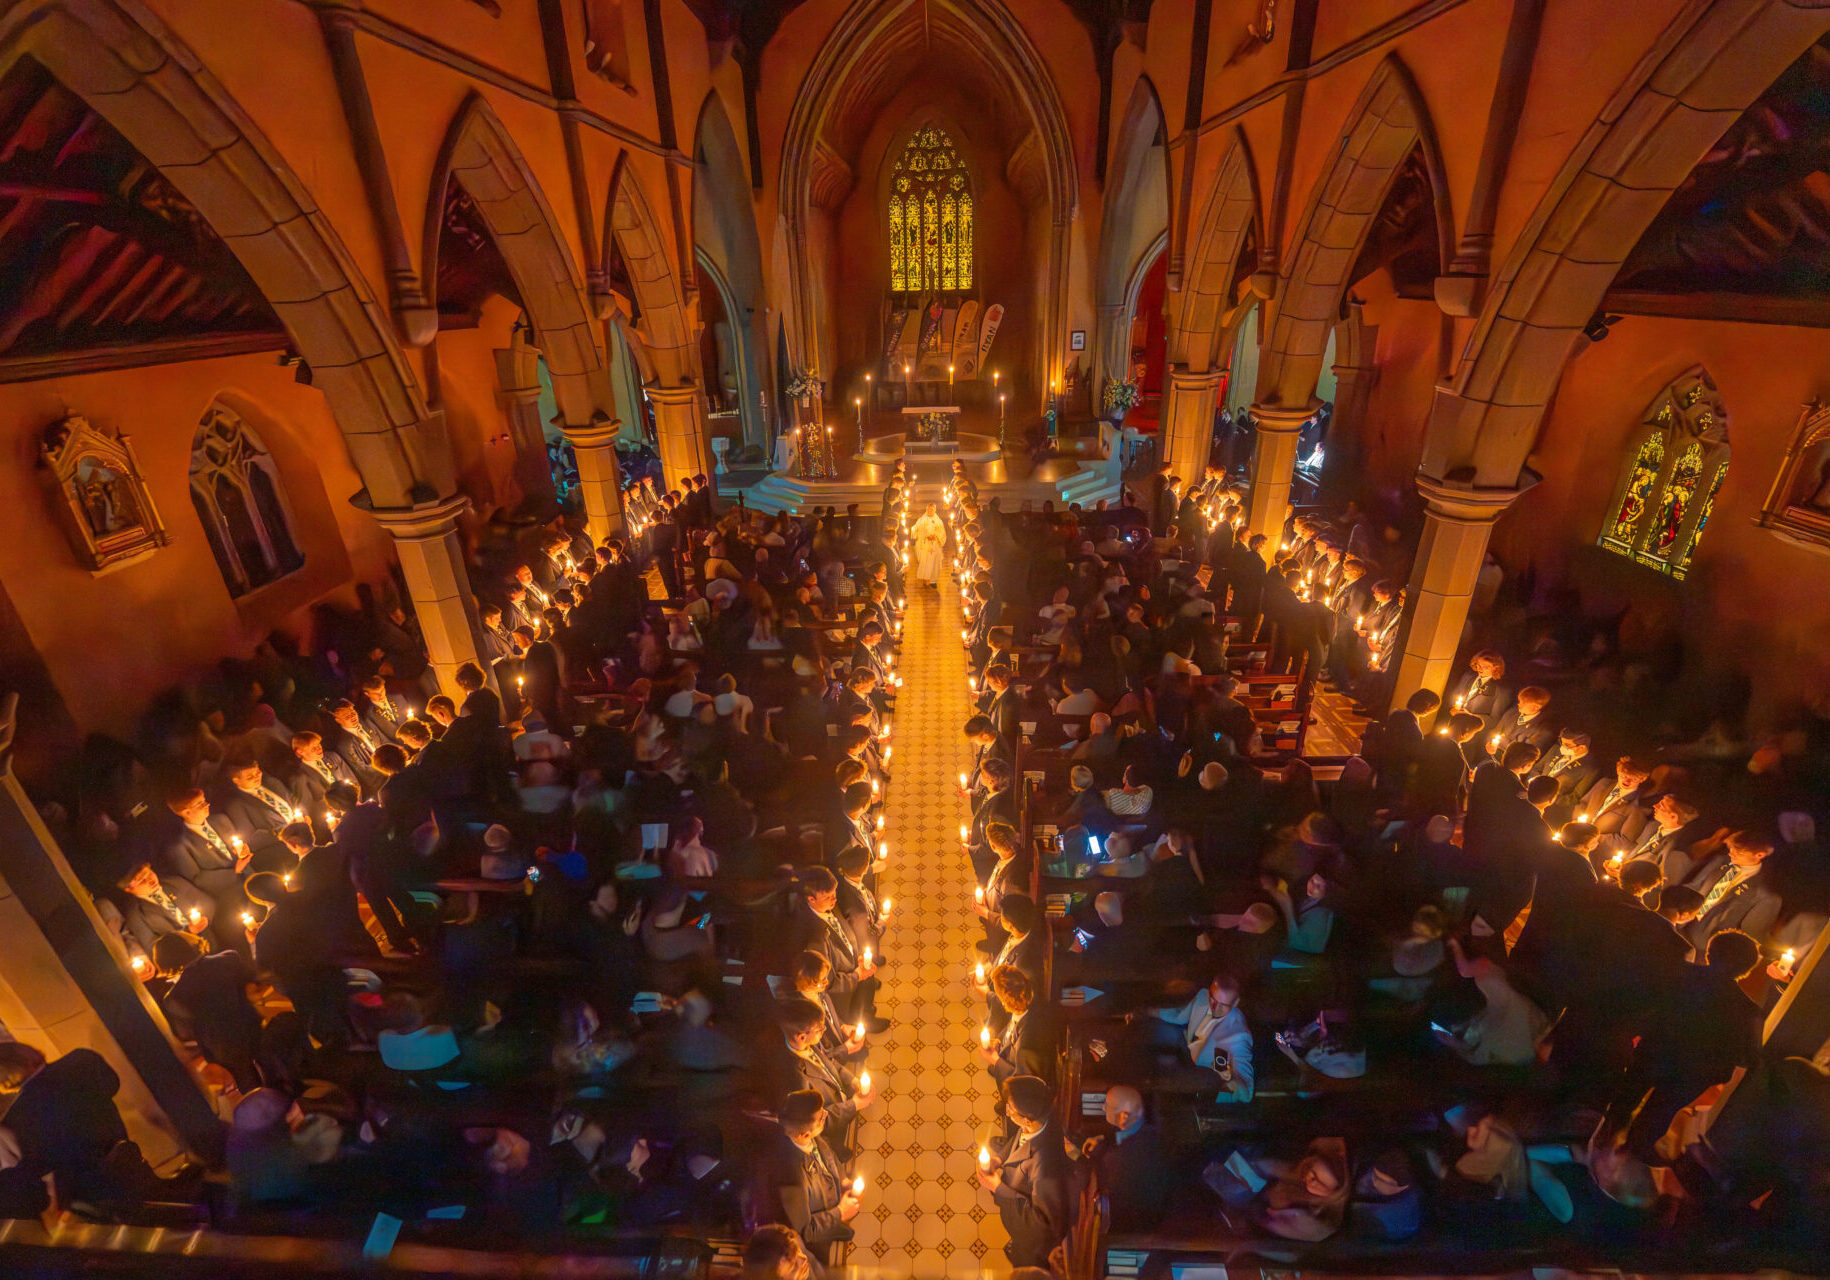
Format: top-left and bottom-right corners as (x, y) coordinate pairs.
(979, 1145), (992, 1169)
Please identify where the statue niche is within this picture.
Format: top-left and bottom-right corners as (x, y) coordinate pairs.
(40, 414), (169, 573)
(1757, 398), (1830, 552)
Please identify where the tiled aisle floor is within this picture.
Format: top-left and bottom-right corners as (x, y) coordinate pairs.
(842, 572), (1011, 1278)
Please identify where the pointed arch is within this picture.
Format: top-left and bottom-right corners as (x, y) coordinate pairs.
(0, 0), (434, 508)
(1095, 77), (1172, 391)
(778, 0), (1077, 400)
(1424, 3), (1830, 491)
(693, 90), (767, 447)
(1172, 128), (1263, 374)
(425, 93), (608, 428)
(604, 152), (693, 383)
(1257, 54), (1452, 410)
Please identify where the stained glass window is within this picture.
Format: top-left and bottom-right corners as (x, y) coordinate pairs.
(889, 126), (973, 293)
(1598, 368), (1729, 580)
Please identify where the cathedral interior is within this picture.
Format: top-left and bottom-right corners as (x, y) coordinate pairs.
(0, 1), (1827, 1277)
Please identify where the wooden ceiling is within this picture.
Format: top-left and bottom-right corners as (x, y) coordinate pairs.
(1348, 146), (1440, 301)
(0, 57), (286, 380)
(1607, 34), (1830, 326)
(433, 180), (521, 329)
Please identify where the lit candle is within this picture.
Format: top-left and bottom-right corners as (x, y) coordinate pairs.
(282, 873), (293, 886)
(979, 1145), (992, 1169)
(974, 885), (985, 905)
(975, 961), (985, 983)
(1489, 735), (1502, 751)
(1577, 812), (1590, 824)
(959, 771), (968, 788)
(1454, 695), (1466, 710)
(883, 745), (892, 764)
(852, 1175), (866, 1196)
(239, 911), (254, 927)
(1782, 948), (1797, 969)
(858, 1070), (871, 1093)
(187, 907), (203, 927)
(861, 946), (872, 966)
(856, 1019), (867, 1040)
(948, 363), (955, 386)
(979, 1024), (991, 1049)
(130, 955), (147, 973)
(882, 897), (893, 913)
(877, 840), (888, 861)
(960, 823), (970, 843)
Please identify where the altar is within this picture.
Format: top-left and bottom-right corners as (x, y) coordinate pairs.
(901, 404), (960, 453)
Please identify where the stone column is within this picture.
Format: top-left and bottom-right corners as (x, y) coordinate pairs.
(650, 383), (712, 492)
(0, 698), (221, 1164)
(562, 419), (627, 543)
(1244, 403), (1314, 554)
(1160, 364), (1223, 485)
(1388, 476), (1527, 709)
(369, 495), (485, 694)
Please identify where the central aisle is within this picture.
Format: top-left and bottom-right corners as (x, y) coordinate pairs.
(843, 572), (1010, 1277)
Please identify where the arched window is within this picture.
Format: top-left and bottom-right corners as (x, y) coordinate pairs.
(1598, 368), (1729, 580)
(190, 402), (303, 596)
(889, 126), (972, 294)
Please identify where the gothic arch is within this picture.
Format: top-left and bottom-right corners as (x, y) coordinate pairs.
(1172, 130), (1263, 373)
(778, 0), (1078, 402)
(693, 91), (767, 447)
(0, 0), (434, 509)
(425, 93), (608, 430)
(1423, 0), (1830, 491)
(1095, 77), (1172, 391)
(604, 152), (694, 384)
(1257, 54), (1452, 410)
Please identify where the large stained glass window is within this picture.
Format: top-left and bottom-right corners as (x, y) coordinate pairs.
(1598, 368), (1730, 581)
(889, 126), (973, 294)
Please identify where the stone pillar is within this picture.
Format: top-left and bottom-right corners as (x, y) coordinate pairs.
(369, 495), (485, 694)
(562, 419), (627, 544)
(1388, 476), (1527, 709)
(650, 383), (712, 492)
(1244, 403), (1314, 555)
(1160, 364), (1223, 485)
(0, 700), (221, 1164)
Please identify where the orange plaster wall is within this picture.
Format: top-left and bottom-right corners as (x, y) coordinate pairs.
(1347, 269), (1442, 513)
(1491, 315), (1830, 723)
(0, 355), (394, 737)
(435, 295), (532, 521)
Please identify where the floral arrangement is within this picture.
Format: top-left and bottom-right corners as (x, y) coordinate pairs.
(785, 368), (825, 399)
(1102, 377), (1142, 415)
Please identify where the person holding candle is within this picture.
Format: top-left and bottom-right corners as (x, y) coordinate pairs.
(977, 1074), (1070, 1268)
(764, 1000), (872, 1152)
(157, 786), (258, 957)
(114, 860), (217, 964)
(758, 1090), (857, 1265)
(978, 966), (1053, 1093)
(833, 844), (888, 977)
(792, 867), (880, 1026)
(211, 754), (305, 865)
(791, 950), (868, 1065)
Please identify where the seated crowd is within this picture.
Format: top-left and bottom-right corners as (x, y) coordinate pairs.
(1, 485), (947, 1278)
(931, 458), (1830, 1270)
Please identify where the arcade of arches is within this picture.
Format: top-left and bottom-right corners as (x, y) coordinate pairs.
(0, 0), (1828, 1274)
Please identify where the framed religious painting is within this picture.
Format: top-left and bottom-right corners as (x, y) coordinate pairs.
(1069, 330), (1087, 351)
(40, 414), (170, 573)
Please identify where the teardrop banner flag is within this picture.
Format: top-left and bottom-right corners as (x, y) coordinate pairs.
(952, 300), (981, 375)
(976, 303), (1004, 372)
